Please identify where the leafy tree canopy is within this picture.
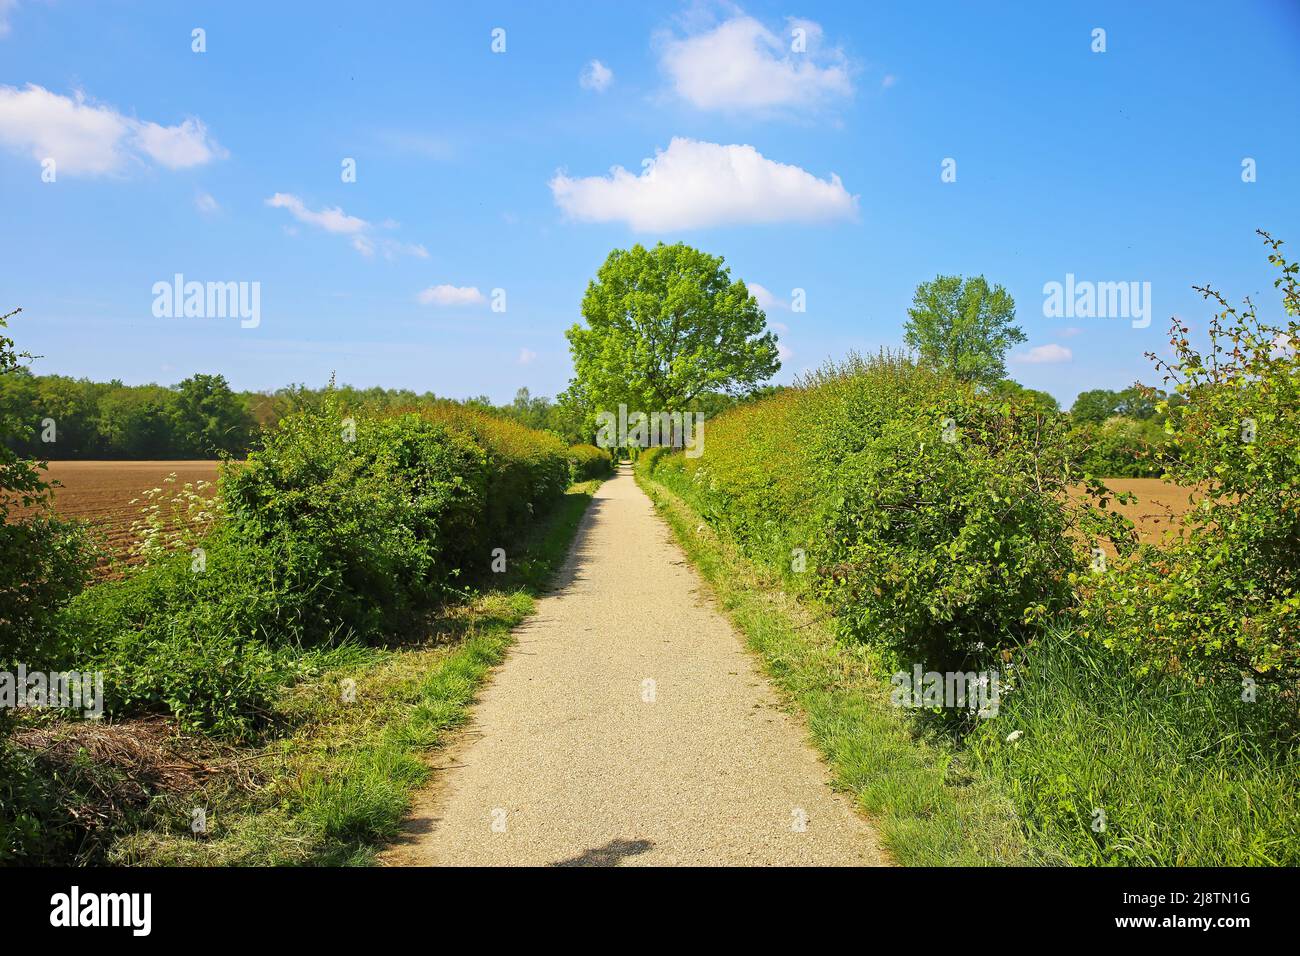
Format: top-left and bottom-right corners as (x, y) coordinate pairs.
(904, 274), (1025, 385)
(566, 242), (780, 412)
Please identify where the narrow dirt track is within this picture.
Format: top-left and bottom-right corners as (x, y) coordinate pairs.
(381, 466), (885, 867)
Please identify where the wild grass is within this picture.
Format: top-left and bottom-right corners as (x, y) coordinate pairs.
(967, 629), (1300, 866)
(110, 479), (601, 866)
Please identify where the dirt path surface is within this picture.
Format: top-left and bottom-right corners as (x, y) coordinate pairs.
(381, 467), (885, 867)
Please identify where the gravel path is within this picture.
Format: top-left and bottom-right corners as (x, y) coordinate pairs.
(381, 467), (886, 867)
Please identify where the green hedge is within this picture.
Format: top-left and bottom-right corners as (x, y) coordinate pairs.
(566, 443), (614, 481)
(59, 400), (570, 736)
(641, 353), (1130, 671)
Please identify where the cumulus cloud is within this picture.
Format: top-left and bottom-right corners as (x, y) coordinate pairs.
(1014, 344), (1073, 364)
(659, 14), (852, 112)
(517, 348), (537, 365)
(418, 285), (486, 307)
(194, 192), (219, 214)
(267, 193), (425, 259)
(0, 84), (225, 175)
(580, 59), (614, 92)
(550, 137), (857, 231)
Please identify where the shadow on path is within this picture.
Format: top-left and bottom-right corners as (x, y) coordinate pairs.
(550, 838), (655, 867)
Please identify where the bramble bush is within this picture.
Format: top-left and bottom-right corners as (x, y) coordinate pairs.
(1082, 232), (1300, 682)
(642, 351), (1134, 669)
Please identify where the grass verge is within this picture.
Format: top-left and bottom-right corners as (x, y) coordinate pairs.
(636, 470), (1038, 866)
(106, 479), (602, 866)
(966, 628), (1300, 866)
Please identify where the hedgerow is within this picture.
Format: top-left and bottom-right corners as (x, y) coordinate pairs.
(643, 351), (1133, 671)
(57, 398), (571, 737)
(566, 443), (614, 481)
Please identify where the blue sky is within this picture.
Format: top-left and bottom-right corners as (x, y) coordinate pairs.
(2, 0), (1297, 407)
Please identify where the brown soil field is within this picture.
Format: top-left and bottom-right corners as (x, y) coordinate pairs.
(38, 460), (222, 570)
(1077, 477), (1196, 547)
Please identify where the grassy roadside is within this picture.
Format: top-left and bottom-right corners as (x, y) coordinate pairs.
(108, 478), (603, 866)
(636, 469), (1043, 866)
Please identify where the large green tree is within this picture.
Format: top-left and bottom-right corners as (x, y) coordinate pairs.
(903, 275), (1025, 385)
(565, 243), (780, 412)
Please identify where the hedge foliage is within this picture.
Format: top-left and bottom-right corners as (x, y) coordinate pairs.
(641, 352), (1133, 670)
(57, 398), (571, 736)
(1082, 232), (1300, 683)
(566, 443), (615, 481)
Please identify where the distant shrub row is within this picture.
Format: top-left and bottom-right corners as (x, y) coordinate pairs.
(51, 400), (572, 736)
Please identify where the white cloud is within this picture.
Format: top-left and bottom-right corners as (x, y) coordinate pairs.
(550, 137), (857, 231)
(1057, 326), (1083, 338)
(195, 192), (219, 214)
(777, 342), (793, 361)
(418, 285), (486, 307)
(266, 193), (368, 234)
(0, 84), (225, 175)
(748, 282), (789, 310)
(881, 74), (897, 89)
(660, 15), (851, 112)
(267, 192), (426, 259)
(1014, 344), (1073, 364)
(134, 117), (224, 168)
(517, 348), (537, 365)
(580, 59), (614, 92)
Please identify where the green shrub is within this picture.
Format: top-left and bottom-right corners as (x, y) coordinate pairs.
(1083, 232), (1300, 683)
(221, 406), (487, 642)
(566, 443), (613, 481)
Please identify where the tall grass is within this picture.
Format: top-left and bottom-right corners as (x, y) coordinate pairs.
(968, 629), (1300, 865)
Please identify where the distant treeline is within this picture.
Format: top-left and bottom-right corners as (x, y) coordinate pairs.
(0, 371), (575, 459)
(0, 368), (1180, 475)
(0, 369), (778, 460)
